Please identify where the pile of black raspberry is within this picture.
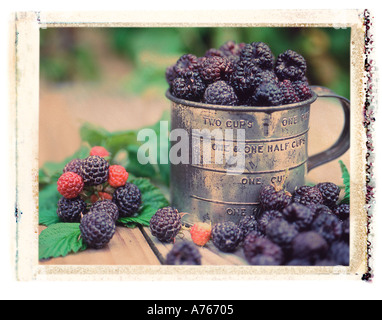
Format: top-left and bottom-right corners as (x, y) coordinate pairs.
(166, 40), (313, 106)
(56, 146), (144, 250)
(237, 181), (350, 266)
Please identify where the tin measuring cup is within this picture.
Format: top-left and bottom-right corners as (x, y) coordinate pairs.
(166, 85), (350, 224)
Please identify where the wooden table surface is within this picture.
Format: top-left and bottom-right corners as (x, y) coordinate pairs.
(38, 224), (248, 266)
(38, 96), (350, 267)
(39, 66), (350, 267)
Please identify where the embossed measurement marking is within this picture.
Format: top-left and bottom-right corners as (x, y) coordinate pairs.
(190, 159), (308, 175)
(191, 128), (310, 143)
(190, 195), (260, 206)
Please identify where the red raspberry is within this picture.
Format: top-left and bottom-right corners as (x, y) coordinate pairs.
(108, 165), (129, 188)
(90, 194), (98, 203)
(90, 192), (113, 203)
(57, 172), (84, 199)
(190, 222), (212, 247)
(90, 146), (110, 158)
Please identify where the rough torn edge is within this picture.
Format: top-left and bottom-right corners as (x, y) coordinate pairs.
(361, 9), (377, 283)
(9, 9), (373, 281)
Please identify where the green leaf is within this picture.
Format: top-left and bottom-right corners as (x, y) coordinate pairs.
(126, 144), (157, 178)
(76, 111), (171, 186)
(39, 145), (91, 188)
(118, 177), (169, 228)
(106, 131), (138, 157)
(39, 183), (61, 226)
(39, 207), (61, 227)
(80, 123), (109, 147)
(80, 122), (140, 155)
(142, 111), (171, 186)
(39, 223), (87, 260)
(339, 160), (350, 204)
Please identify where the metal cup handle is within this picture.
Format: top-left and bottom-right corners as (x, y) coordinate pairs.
(307, 85), (351, 172)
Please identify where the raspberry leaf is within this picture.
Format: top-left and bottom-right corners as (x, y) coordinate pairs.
(39, 208), (61, 227)
(118, 177), (169, 228)
(39, 183), (61, 226)
(126, 144), (157, 178)
(339, 160), (350, 204)
(39, 223), (87, 260)
(79, 110), (171, 187)
(39, 145), (90, 189)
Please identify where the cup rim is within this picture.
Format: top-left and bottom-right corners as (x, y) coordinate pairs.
(166, 89), (317, 112)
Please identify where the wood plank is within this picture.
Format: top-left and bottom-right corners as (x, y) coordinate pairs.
(39, 225), (161, 265)
(140, 226), (248, 265)
(138, 226), (172, 264)
(38, 223), (249, 266)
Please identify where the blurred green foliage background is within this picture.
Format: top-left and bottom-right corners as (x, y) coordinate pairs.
(40, 27), (351, 99)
